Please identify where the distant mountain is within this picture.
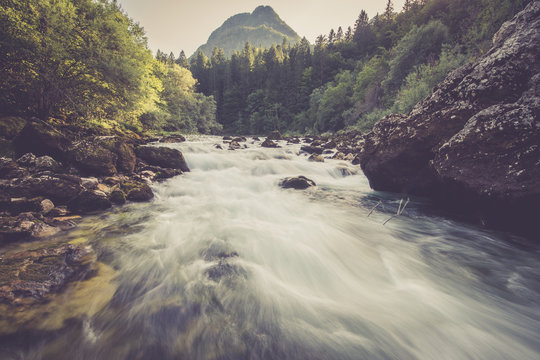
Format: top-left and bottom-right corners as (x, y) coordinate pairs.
(192, 5), (301, 58)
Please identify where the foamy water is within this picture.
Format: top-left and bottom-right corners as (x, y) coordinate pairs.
(3, 136), (540, 360)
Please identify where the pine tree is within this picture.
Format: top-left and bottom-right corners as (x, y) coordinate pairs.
(403, 0), (412, 12)
(336, 27), (343, 42)
(385, 0), (394, 20)
(345, 26), (352, 41)
(175, 50), (189, 68)
(328, 29), (335, 44)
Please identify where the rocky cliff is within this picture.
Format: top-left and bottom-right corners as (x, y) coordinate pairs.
(358, 1), (540, 237)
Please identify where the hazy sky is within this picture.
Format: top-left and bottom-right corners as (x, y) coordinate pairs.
(118, 0), (406, 56)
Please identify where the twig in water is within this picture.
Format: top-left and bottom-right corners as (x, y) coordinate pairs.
(367, 201), (382, 217)
(383, 197), (410, 225)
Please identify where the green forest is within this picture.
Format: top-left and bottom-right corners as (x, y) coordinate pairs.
(0, 0), (532, 136)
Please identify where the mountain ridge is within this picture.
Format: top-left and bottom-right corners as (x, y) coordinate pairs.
(192, 5), (301, 58)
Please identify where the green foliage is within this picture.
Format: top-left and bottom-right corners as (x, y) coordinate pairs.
(393, 46), (468, 113)
(0, 0), (158, 123)
(382, 20), (449, 94)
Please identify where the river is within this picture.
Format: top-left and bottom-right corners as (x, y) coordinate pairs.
(2, 136), (540, 360)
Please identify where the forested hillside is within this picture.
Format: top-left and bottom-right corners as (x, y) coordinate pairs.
(0, 0), (221, 134)
(188, 0), (532, 135)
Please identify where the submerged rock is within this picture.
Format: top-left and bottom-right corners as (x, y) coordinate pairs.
(0, 244), (95, 306)
(229, 140), (241, 150)
(279, 176), (316, 190)
(358, 2), (540, 236)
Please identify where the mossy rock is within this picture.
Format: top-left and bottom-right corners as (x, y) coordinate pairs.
(0, 116), (26, 140)
(109, 189), (127, 205)
(121, 181), (154, 202)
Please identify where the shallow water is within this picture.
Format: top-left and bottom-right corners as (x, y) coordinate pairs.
(2, 136), (540, 360)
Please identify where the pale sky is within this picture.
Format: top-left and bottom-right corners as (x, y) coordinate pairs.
(118, 0), (406, 56)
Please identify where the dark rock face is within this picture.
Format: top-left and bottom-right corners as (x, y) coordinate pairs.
(279, 176), (316, 190)
(0, 244), (95, 305)
(13, 119), (70, 159)
(261, 138), (279, 148)
(135, 146), (190, 172)
(358, 2), (540, 236)
(0, 116), (26, 139)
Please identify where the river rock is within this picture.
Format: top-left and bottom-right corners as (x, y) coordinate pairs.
(279, 176), (316, 190)
(229, 141), (241, 150)
(0, 213), (60, 243)
(67, 190), (112, 213)
(308, 154), (325, 163)
(13, 118), (70, 159)
(159, 134), (186, 143)
(0, 244), (95, 305)
(358, 2), (540, 236)
(0, 157), (27, 179)
(300, 145), (324, 155)
(261, 138), (279, 148)
(68, 139), (118, 176)
(2, 174), (83, 204)
(9, 197), (54, 215)
(121, 180), (154, 202)
(16, 153), (62, 172)
(109, 189), (127, 205)
(135, 146), (190, 172)
(266, 130), (283, 140)
(97, 137), (136, 174)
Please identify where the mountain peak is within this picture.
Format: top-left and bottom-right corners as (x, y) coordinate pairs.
(192, 6), (301, 58)
(252, 5), (276, 16)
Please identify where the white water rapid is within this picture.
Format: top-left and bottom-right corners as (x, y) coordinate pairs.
(3, 136), (540, 360)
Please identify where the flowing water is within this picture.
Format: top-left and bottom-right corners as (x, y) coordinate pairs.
(2, 136), (540, 360)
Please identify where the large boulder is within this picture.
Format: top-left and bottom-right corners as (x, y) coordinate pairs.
(68, 139), (118, 176)
(266, 130), (283, 140)
(261, 138), (279, 148)
(67, 190), (112, 213)
(16, 153), (62, 172)
(97, 137), (136, 174)
(1, 174), (83, 205)
(13, 118), (70, 159)
(135, 146), (190, 172)
(279, 176), (316, 190)
(121, 180), (154, 202)
(358, 2), (540, 236)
